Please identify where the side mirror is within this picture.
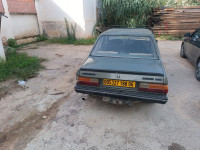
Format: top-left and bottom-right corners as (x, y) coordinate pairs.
(184, 33), (190, 37)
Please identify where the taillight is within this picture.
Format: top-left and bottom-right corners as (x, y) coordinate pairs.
(139, 83), (168, 94)
(77, 77), (99, 86)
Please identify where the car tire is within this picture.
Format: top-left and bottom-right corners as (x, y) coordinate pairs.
(180, 44), (186, 58)
(196, 60), (200, 81)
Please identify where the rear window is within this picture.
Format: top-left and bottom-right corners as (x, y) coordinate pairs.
(91, 35), (157, 59)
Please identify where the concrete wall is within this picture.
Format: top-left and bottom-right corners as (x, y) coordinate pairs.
(0, 38), (6, 62)
(1, 0), (14, 42)
(11, 15), (39, 39)
(35, 0), (97, 38)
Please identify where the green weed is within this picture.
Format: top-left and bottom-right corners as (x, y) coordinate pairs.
(7, 38), (19, 48)
(36, 35), (47, 42)
(155, 34), (182, 41)
(65, 18), (77, 41)
(0, 49), (44, 82)
(47, 38), (97, 45)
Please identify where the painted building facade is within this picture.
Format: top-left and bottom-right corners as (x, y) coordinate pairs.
(1, 0), (97, 43)
(35, 0), (97, 38)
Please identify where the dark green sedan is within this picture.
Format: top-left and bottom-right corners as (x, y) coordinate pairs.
(75, 29), (168, 104)
(180, 28), (200, 81)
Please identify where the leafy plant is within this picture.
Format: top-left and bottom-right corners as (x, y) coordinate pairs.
(99, 0), (162, 28)
(7, 38), (19, 48)
(36, 35), (47, 42)
(65, 18), (77, 41)
(5, 46), (17, 55)
(98, 0), (200, 28)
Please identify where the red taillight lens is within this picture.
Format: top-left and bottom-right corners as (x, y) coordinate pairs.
(139, 83), (168, 94)
(77, 77), (99, 86)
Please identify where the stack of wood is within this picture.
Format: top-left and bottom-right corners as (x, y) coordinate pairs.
(152, 6), (200, 36)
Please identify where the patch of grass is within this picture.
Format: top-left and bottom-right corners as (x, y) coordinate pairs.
(36, 35), (47, 42)
(47, 38), (97, 45)
(7, 38), (19, 48)
(155, 34), (182, 41)
(6, 35), (47, 51)
(0, 49), (44, 82)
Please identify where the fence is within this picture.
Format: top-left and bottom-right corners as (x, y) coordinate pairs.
(152, 6), (200, 36)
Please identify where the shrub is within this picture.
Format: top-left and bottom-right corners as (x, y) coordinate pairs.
(65, 18), (76, 41)
(99, 0), (162, 27)
(99, 0), (200, 28)
(7, 38), (19, 48)
(36, 35), (47, 42)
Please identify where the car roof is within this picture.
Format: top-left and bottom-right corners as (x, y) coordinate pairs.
(100, 28), (153, 36)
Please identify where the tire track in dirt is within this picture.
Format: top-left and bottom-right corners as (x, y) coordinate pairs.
(0, 94), (69, 150)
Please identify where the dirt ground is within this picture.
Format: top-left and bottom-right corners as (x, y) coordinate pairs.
(0, 41), (200, 150)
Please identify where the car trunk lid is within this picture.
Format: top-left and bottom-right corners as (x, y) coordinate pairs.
(81, 56), (165, 76)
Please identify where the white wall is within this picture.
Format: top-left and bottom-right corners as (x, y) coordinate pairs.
(11, 15), (39, 39)
(1, 0), (97, 41)
(1, 0), (14, 42)
(35, 0), (97, 38)
(0, 38), (6, 62)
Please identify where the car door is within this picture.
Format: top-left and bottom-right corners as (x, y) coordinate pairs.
(184, 33), (194, 60)
(185, 29), (199, 63)
(190, 29), (200, 65)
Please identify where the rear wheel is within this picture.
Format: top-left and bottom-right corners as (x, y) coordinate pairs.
(196, 60), (200, 81)
(180, 44), (186, 58)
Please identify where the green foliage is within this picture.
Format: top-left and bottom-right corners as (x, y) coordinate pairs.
(5, 46), (16, 55)
(47, 38), (97, 45)
(99, 0), (200, 28)
(155, 34), (182, 41)
(165, 0), (200, 7)
(36, 35), (47, 42)
(7, 38), (19, 48)
(99, 0), (162, 27)
(0, 49), (44, 82)
(65, 18), (77, 41)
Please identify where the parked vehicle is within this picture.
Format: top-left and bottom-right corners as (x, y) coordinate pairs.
(75, 29), (168, 104)
(180, 28), (200, 81)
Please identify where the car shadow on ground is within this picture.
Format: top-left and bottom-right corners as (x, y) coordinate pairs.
(80, 94), (158, 114)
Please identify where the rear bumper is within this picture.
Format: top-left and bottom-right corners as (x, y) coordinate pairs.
(75, 85), (168, 104)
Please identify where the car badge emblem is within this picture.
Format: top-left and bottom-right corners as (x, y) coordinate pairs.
(117, 74), (120, 78)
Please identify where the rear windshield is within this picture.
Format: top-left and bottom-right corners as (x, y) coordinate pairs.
(91, 35), (157, 59)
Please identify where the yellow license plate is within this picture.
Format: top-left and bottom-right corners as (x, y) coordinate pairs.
(103, 79), (136, 88)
